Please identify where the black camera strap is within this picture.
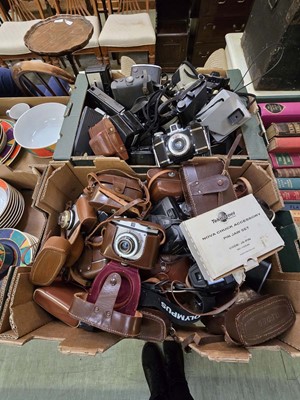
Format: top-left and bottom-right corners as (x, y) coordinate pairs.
(139, 283), (202, 326)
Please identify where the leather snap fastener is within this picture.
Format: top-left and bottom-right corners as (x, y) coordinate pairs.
(94, 306), (100, 312)
(217, 179), (224, 186)
(110, 277), (117, 285)
(168, 171), (176, 178)
(105, 311), (111, 317)
(161, 265), (167, 272)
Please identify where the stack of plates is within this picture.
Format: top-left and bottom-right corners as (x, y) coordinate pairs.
(0, 119), (22, 166)
(0, 179), (25, 229)
(0, 228), (39, 276)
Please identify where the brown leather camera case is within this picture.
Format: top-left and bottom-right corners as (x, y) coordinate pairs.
(89, 118), (128, 160)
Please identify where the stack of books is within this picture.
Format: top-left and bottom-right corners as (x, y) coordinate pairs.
(267, 122), (300, 218)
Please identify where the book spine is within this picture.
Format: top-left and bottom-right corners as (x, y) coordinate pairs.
(276, 178), (300, 189)
(269, 153), (300, 169)
(268, 137), (300, 153)
(280, 190), (300, 201)
(266, 122), (300, 140)
(283, 202), (300, 211)
(274, 168), (300, 178)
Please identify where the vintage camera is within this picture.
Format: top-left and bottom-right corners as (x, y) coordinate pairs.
(58, 195), (97, 239)
(85, 64), (113, 97)
(100, 218), (164, 269)
(111, 73), (154, 109)
(147, 196), (189, 255)
(175, 79), (208, 125)
(87, 85), (125, 116)
(128, 146), (156, 166)
(188, 263), (236, 295)
(110, 110), (145, 149)
(153, 121), (211, 167)
(203, 71), (230, 95)
(131, 64), (162, 84)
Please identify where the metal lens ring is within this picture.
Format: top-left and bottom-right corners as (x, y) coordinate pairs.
(167, 133), (191, 156)
(58, 209), (74, 229)
(114, 232), (139, 259)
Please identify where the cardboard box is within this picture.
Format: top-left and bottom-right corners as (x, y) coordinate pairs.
(0, 157), (291, 362)
(0, 96), (71, 340)
(53, 69), (269, 164)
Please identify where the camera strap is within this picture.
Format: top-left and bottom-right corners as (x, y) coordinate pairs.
(139, 282), (202, 326)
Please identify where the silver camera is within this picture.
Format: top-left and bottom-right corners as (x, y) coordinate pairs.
(113, 219), (159, 261)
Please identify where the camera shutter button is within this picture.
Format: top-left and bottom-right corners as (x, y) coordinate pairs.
(177, 100), (186, 111)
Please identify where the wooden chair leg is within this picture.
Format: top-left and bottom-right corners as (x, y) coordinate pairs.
(101, 47), (110, 65)
(149, 45), (156, 64)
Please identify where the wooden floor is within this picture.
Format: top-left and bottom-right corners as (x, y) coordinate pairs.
(0, 339), (300, 400)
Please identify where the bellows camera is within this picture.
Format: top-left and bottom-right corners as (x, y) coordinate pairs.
(100, 218), (165, 270)
(153, 121), (211, 167)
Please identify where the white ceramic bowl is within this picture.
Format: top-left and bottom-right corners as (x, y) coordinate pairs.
(14, 102), (66, 158)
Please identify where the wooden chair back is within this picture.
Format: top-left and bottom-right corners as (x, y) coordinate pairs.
(52, 0), (99, 17)
(107, 0), (149, 14)
(2, 0), (46, 21)
(11, 60), (75, 96)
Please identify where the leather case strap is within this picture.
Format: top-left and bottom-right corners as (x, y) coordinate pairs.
(137, 308), (172, 342)
(87, 261), (141, 316)
(69, 272), (143, 337)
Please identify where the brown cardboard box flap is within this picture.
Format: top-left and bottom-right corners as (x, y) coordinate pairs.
(189, 341), (252, 363)
(279, 313), (300, 352)
(0, 268), (52, 339)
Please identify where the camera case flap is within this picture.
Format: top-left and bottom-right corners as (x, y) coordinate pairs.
(100, 218), (166, 270)
(147, 168), (183, 202)
(58, 194), (98, 239)
(111, 74), (154, 109)
(69, 271), (143, 337)
(87, 260), (141, 316)
(84, 169), (151, 218)
(88, 118), (129, 160)
(180, 160), (237, 217)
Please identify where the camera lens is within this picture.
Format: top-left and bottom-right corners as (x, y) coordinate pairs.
(114, 232), (139, 259)
(168, 133), (190, 156)
(58, 210), (74, 229)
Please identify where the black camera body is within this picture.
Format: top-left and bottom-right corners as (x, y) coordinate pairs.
(111, 74), (154, 109)
(147, 196), (189, 255)
(128, 146), (156, 165)
(203, 71), (230, 94)
(87, 85), (125, 116)
(175, 79), (208, 125)
(153, 121), (211, 167)
(85, 64), (113, 97)
(188, 263), (236, 294)
(110, 111), (145, 149)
